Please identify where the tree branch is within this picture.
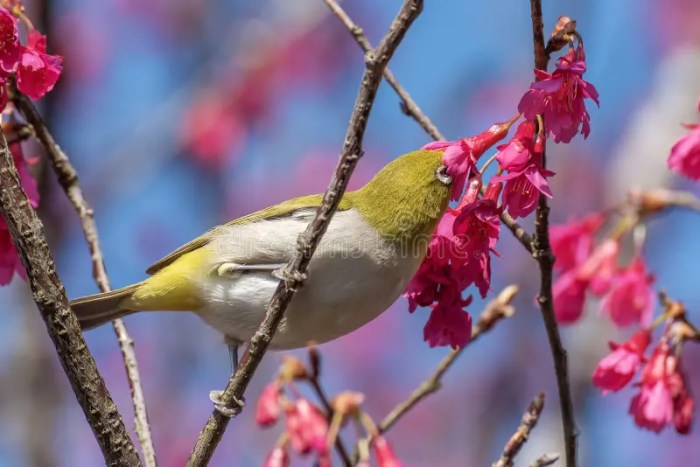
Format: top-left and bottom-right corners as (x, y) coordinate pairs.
(12, 93), (157, 467)
(528, 2), (577, 466)
(378, 285), (518, 434)
(322, 0), (534, 254)
(186, 1), (425, 465)
(493, 393), (545, 467)
(0, 123), (141, 465)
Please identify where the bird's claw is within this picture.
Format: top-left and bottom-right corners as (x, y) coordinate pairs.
(209, 390), (245, 418)
(272, 268), (307, 290)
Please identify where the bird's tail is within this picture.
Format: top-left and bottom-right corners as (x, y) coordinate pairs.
(70, 284), (141, 330)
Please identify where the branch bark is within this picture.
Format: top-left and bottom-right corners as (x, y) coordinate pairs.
(186, 1), (425, 465)
(0, 122), (141, 465)
(528, 2), (577, 466)
(322, 0), (534, 254)
(12, 93), (157, 467)
(493, 393), (545, 467)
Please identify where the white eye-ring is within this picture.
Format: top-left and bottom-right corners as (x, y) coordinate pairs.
(435, 165), (452, 186)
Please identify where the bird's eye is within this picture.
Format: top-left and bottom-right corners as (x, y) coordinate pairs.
(435, 165), (452, 186)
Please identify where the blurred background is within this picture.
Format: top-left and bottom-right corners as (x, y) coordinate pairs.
(1, 0), (700, 465)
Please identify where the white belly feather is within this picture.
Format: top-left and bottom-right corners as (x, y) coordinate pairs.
(195, 209), (423, 349)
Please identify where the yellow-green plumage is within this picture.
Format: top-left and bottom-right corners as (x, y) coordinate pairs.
(71, 149), (450, 339)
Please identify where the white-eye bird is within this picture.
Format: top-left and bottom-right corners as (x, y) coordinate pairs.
(71, 149), (451, 367)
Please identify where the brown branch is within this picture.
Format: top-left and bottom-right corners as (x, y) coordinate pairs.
(323, 0), (534, 254)
(493, 393), (545, 467)
(307, 348), (352, 466)
(0, 124), (141, 465)
(12, 94), (157, 467)
(186, 2), (425, 465)
(378, 285), (518, 434)
(528, 2), (577, 466)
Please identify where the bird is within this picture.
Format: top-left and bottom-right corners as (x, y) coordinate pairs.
(71, 149), (451, 384)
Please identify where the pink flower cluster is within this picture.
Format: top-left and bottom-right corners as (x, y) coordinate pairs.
(407, 38), (601, 348)
(256, 357), (403, 466)
(0, 142), (38, 284)
(593, 331), (694, 434)
(257, 378), (331, 465)
(407, 120), (514, 349)
(550, 214), (655, 326)
(518, 44), (599, 143)
(0, 7), (63, 104)
(667, 100), (700, 180)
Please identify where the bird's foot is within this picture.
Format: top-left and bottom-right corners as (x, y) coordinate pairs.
(209, 390), (245, 418)
(272, 268), (307, 290)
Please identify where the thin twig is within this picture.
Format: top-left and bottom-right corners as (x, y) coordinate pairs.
(307, 347), (352, 466)
(12, 93), (157, 467)
(379, 285), (518, 433)
(493, 393), (546, 467)
(322, 0), (534, 254)
(531, 453), (560, 467)
(0, 124), (142, 465)
(528, 2), (577, 466)
(186, 2), (425, 465)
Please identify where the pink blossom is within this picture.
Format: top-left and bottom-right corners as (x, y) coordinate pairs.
(599, 257), (654, 327)
(550, 213), (604, 272)
(552, 269), (588, 323)
(667, 124), (700, 180)
(452, 184), (501, 297)
(577, 238), (619, 296)
(422, 119), (515, 200)
(495, 121), (537, 172)
(404, 209), (458, 312)
(423, 291), (473, 349)
(493, 125), (554, 218)
(373, 436), (403, 467)
(592, 330), (651, 392)
(0, 8), (20, 73)
(496, 163), (554, 218)
(284, 399), (328, 455)
(674, 392), (694, 435)
(405, 179), (499, 348)
(263, 446), (289, 467)
(629, 343), (694, 434)
(518, 46), (599, 143)
(630, 344), (675, 433)
(16, 30), (63, 100)
(630, 381), (674, 433)
(255, 381), (281, 427)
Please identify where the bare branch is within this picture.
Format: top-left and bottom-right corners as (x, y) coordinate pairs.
(0, 122), (141, 465)
(493, 393), (545, 467)
(186, 1), (425, 464)
(12, 93), (157, 467)
(323, 0), (534, 254)
(528, 2), (577, 466)
(379, 285), (518, 433)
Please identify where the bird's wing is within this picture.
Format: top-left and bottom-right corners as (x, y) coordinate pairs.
(145, 193), (353, 275)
